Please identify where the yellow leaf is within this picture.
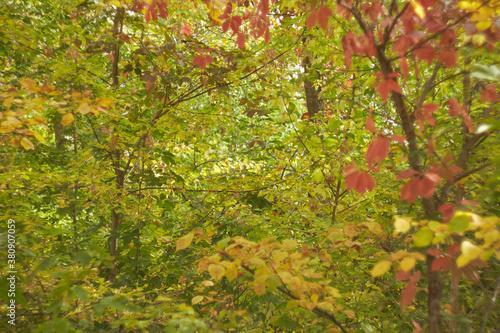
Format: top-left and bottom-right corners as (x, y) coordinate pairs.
(19, 78), (38, 93)
(20, 137), (35, 150)
(110, 0), (122, 7)
(282, 239), (298, 249)
(201, 280), (214, 287)
(208, 264), (225, 282)
(61, 113), (75, 126)
(319, 252), (332, 263)
(476, 21), (492, 30)
(324, 286), (341, 298)
(253, 278), (266, 295)
(97, 97), (113, 108)
(191, 295), (204, 305)
(224, 262), (238, 281)
(461, 240), (481, 259)
(411, 0), (426, 19)
(400, 257), (416, 272)
(175, 232), (194, 252)
(31, 131), (46, 144)
(371, 260), (392, 277)
(344, 309), (356, 319)
(77, 103), (92, 115)
(394, 216), (411, 234)
(456, 254), (469, 268)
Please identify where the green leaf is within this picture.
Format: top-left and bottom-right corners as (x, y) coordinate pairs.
(413, 228), (433, 247)
(449, 213), (470, 233)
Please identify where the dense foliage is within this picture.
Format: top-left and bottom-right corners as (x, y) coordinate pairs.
(1, 0), (499, 332)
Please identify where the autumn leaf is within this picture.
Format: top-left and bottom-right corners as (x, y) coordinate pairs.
(181, 22), (192, 35)
(366, 117), (376, 132)
(394, 216), (411, 234)
(481, 84), (498, 102)
(236, 32), (245, 50)
(191, 295), (204, 305)
(20, 137), (35, 150)
(371, 260), (392, 277)
(376, 78), (402, 101)
(175, 232), (194, 252)
(438, 49), (458, 68)
(306, 9), (319, 30)
(344, 165), (375, 194)
(431, 257), (451, 271)
(366, 136), (390, 165)
(318, 5), (333, 30)
(448, 98), (461, 116)
(208, 264), (225, 282)
(61, 113), (75, 126)
(400, 280), (416, 309)
(77, 103), (92, 115)
(400, 257), (416, 272)
(19, 78), (38, 93)
(413, 228), (433, 247)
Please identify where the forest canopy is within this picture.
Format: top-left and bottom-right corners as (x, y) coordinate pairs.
(0, 0), (499, 332)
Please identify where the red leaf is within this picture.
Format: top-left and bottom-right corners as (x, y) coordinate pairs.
(410, 270), (421, 283)
(400, 178), (419, 203)
(398, 57), (409, 80)
(264, 27), (270, 43)
(366, 117), (376, 133)
(236, 32), (245, 50)
(459, 199), (479, 207)
(438, 49), (458, 68)
(181, 22), (192, 35)
(431, 257), (451, 271)
(337, 3), (351, 20)
(230, 15), (242, 34)
(448, 98), (461, 117)
(418, 176), (435, 198)
(460, 106), (474, 132)
(376, 79), (401, 101)
(306, 9), (319, 30)
(428, 248), (443, 257)
(391, 134), (405, 144)
(437, 203), (454, 222)
(421, 103), (439, 127)
(424, 171), (441, 184)
(447, 244), (460, 255)
(342, 33), (354, 68)
(396, 269), (411, 281)
(366, 136), (390, 165)
(219, 1), (232, 20)
(222, 19), (230, 33)
(414, 42), (436, 64)
(344, 166), (376, 194)
(318, 5), (333, 30)
(393, 36), (410, 56)
(481, 84), (498, 102)
(397, 169), (420, 180)
(400, 281), (416, 309)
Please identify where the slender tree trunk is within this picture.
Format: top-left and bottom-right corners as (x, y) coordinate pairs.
(108, 7), (124, 284)
(303, 56), (324, 119)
